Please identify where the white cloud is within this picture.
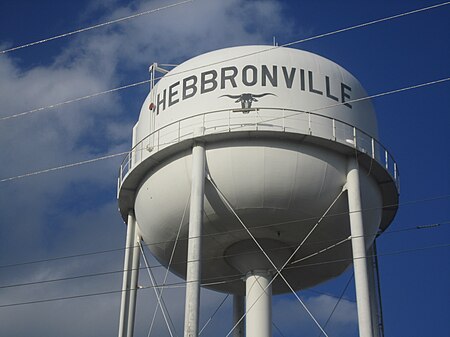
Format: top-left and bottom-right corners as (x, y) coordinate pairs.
(273, 293), (357, 336)
(0, 1), (302, 336)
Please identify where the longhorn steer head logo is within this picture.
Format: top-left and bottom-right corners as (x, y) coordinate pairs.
(220, 93), (276, 109)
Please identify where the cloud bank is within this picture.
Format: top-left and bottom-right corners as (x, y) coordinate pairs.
(0, 1), (356, 336)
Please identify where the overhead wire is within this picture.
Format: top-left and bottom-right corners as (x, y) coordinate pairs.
(0, 0), (194, 55)
(0, 80), (151, 122)
(0, 233), (437, 291)
(1, 76), (449, 184)
(0, 262), (350, 303)
(0, 217), (448, 272)
(0, 273), (242, 309)
(284, 243), (450, 272)
(1, 2), (449, 122)
(0, 151), (129, 183)
(280, 1), (450, 49)
(0, 2), (448, 333)
(0, 242), (448, 309)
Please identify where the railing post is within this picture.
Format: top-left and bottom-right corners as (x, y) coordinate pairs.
(308, 112), (312, 134)
(353, 127), (357, 148)
(394, 162), (397, 180)
(332, 119), (336, 141)
(228, 110), (231, 132)
(385, 150), (388, 170)
(371, 138), (375, 159)
(157, 130), (160, 151)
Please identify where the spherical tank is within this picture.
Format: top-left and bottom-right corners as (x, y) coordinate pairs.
(118, 46), (399, 295)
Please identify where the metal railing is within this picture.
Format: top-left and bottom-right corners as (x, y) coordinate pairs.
(118, 108), (399, 190)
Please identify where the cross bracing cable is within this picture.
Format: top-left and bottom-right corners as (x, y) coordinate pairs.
(146, 193), (189, 337)
(0, 0), (194, 55)
(1, 2), (449, 122)
(140, 242), (177, 337)
(198, 294), (230, 335)
(208, 176), (335, 337)
(1, 75), (449, 184)
(0, 242), (448, 309)
(273, 321), (287, 337)
(316, 273), (354, 337)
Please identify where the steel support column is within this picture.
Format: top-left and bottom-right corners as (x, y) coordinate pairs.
(347, 157), (374, 337)
(118, 212), (134, 337)
(367, 244), (380, 337)
(183, 141), (206, 337)
(245, 271), (272, 337)
(126, 225), (141, 337)
(233, 295), (245, 337)
(118, 211), (140, 337)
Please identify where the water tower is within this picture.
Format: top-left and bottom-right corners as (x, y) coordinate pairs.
(116, 46), (399, 337)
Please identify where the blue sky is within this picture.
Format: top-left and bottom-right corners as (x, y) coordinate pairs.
(0, 1), (449, 336)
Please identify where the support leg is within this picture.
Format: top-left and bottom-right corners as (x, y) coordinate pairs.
(118, 211), (136, 337)
(245, 271), (272, 337)
(126, 226), (141, 337)
(367, 244), (380, 337)
(184, 142), (206, 337)
(233, 295), (245, 337)
(347, 157), (374, 337)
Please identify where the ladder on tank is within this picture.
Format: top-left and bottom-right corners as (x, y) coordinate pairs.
(147, 63), (177, 149)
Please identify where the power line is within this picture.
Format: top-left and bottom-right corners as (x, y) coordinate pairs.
(0, 0), (194, 55)
(0, 210), (448, 271)
(154, 2), (450, 84)
(1, 2), (449, 122)
(1, 76), (449, 183)
(0, 80), (151, 121)
(0, 242), (448, 309)
(284, 243), (450, 272)
(280, 1), (450, 49)
(0, 151), (129, 183)
(1, 219), (448, 290)
(0, 274), (240, 309)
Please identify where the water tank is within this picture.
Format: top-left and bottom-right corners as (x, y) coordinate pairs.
(117, 45), (399, 295)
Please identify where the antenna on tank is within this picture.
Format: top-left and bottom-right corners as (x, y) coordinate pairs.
(148, 63), (172, 91)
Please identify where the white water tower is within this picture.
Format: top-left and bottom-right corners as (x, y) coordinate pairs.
(117, 45), (399, 337)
